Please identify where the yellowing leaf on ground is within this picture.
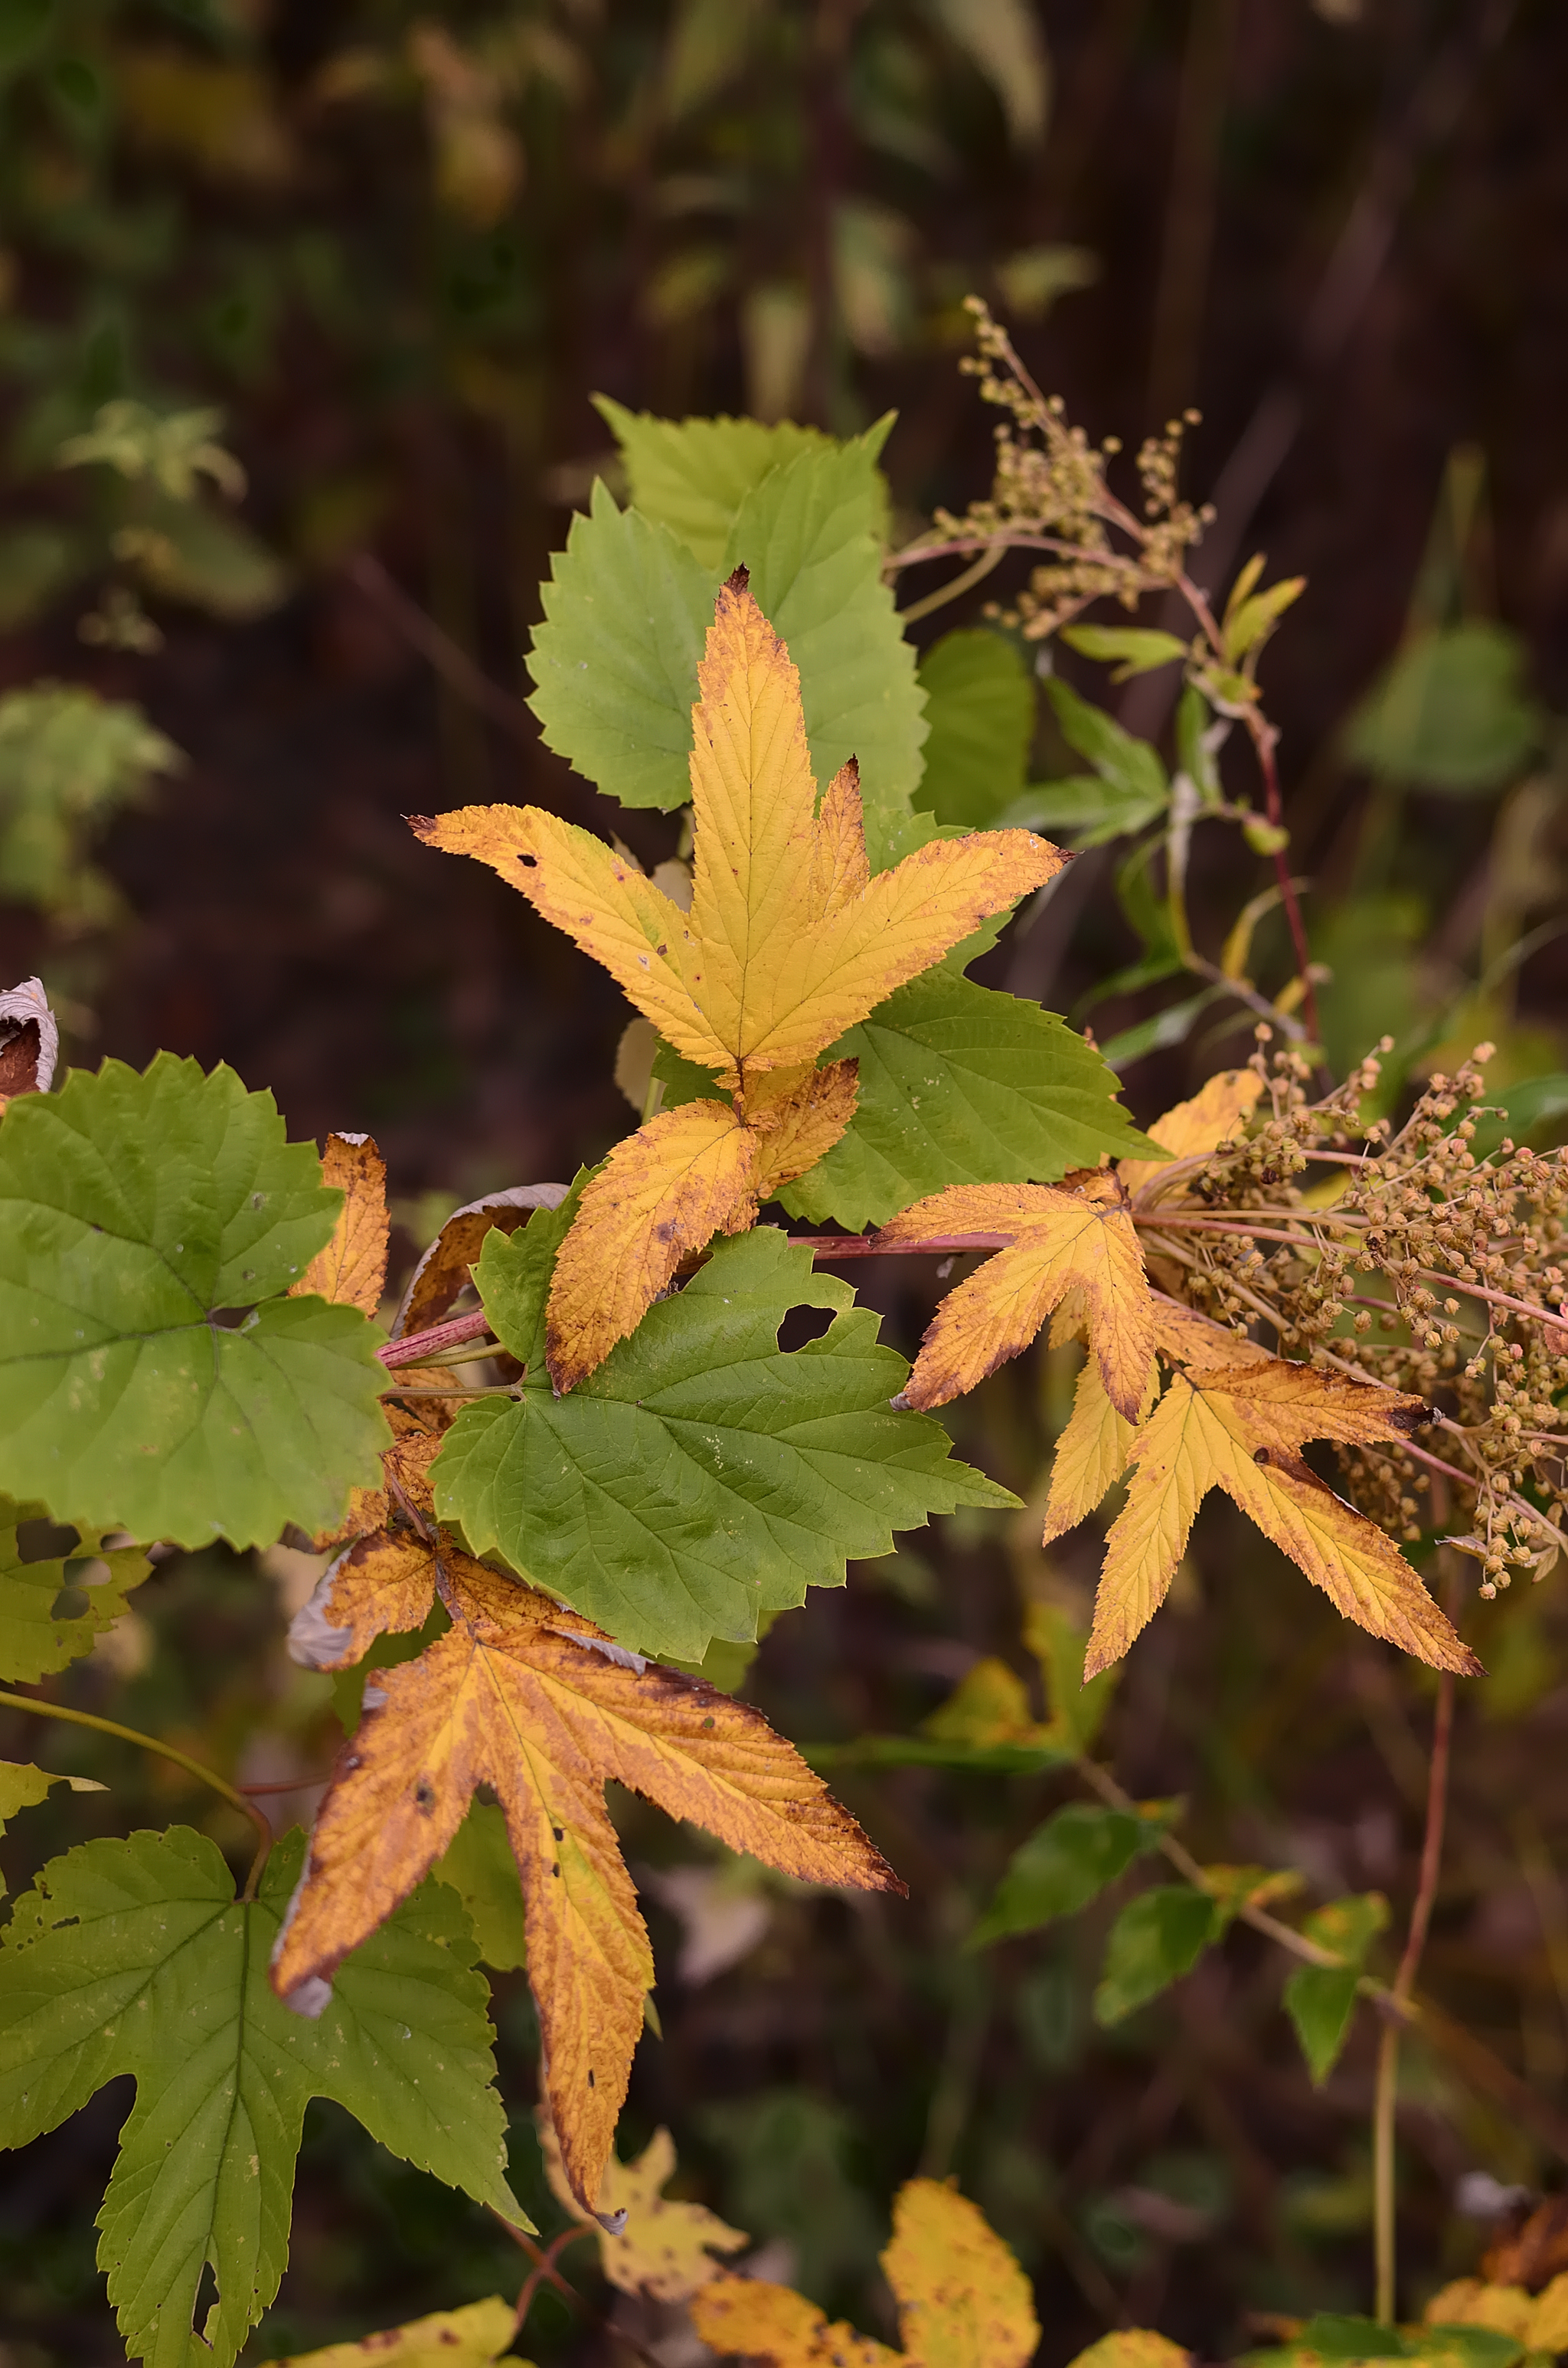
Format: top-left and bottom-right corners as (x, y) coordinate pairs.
(691, 2175), (1038, 2368)
(272, 1555), (900, 2213)
(1042, 1354), (1158, 1542)
(1086, 1357), (1478, 1680)
(537, 2114), (748, 2298)
(414, 573), (1062, 1385)
(1119, 1068), (1263, 1202)
(258, 2293), (518, 2366)
(291, 1133), (390, 1316)
(875, 1172), (1154, 1418)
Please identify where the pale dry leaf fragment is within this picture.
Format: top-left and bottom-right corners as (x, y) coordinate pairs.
(395, 1181), (569, 1339)
(1042, 1353), (1158, 1542)
(292, 1133), (390, 1316)
(876, 1172), (1154, 1418)
(270, 1558), (901, 2213)
(1086, 1359), (1478, 1680)
(546, 1097), (759, 1392)
(537, 2114), (749, 2300)
(0, 978), (58, 1111)
(1119, 1067), (1263, 1202)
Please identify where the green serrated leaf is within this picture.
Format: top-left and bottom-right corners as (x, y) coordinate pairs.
(1059, 623), (1191, 680)
(1223, 574), (1304, 662)
(721, 429), (924, 818)
(0, 1827), (521, 2368)
(1283, 1891), (1389, 2085)
(527, 428), (919, 817)
(0, 1055), (390, 1548)
(972, 1801), (1175, 1948)
(754, 970), (1158, 1231)
(436, 1204), (1013, 1660)
(434, 1799), (527, 1973)
(1093, 1883), (1219, 2025)
(526, 481), (717, 811)
(0, 1496), (153, 1682)
(998, 774), (1168, 849)
(0, 1758), (105, 1893)
(593, 396), (834, 569)
(913, 628), (1033, 825)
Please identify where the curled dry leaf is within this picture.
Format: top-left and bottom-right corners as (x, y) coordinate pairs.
(1118, 1067), (1263, 1202)
(0, 977), (58, 1110)
(537, 2113), (749, 2300)
(1086, 1359), (1478, 1680)
(413, 573), (1062, 1387)
(875, 1171), (1154, 1419)
(394, 1182), (569, 1339)
(273, 1546), (901, 2213)
(291, 1133), (390, 1318)
(691, 2175), (1039, 2368)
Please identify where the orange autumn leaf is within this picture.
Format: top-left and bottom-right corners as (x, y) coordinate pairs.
(1119, 1068), (1263, 1202)
(749, 1058), (861, 1202)
(1086, 1357), (1478, 1680)
(875, 1172), (1154, 1419)
(394, 1182), (568, 1338)
(291, 1132), (390, 1316)
(691, 2176), (1039, 2368)
(271, 1554), (901, 2214)
(413, 574), (1062, 1385)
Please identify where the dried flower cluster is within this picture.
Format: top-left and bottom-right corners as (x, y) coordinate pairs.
(1137, 1034), (1568, 1597)
(908, 297), (1210, 639)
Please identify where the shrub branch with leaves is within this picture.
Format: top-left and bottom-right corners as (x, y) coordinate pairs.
(0, 329), (1563, 2366)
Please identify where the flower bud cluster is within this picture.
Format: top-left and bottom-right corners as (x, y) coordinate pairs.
(1140, 1034), (1568, 1597)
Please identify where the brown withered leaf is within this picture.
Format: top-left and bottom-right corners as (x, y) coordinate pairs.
(292, 1133), (389, 1317)
(1481, 2196), (1568, 2292)
(271, 1553), (901, 2213)
(536, 2114), (748, 2301)
(394, 1182), (568, 1339)
(414, 574), (1060, 1388)
(305, 1409), (445, 1554)
(0, 977), (58, 1112)
(1086, 1357), (1478, 1680)
(874, 1171), (1154, 1419)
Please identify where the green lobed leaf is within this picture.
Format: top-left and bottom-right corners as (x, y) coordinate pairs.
(0, 1758), (104, 1892)
(593, 397), (834, 569)
(1283, 1891), (1388, 2085)
(434, 1199), (1014, 1661)
(1093, 1884), (1220, 2026)
(721, 427), (924, 819)
(0, 1827), (521, 2368)
(1045, 676), (1169, 806)
(0, 1494), (153, 1682)
(913, 628), (1034, 826)
(433, 1799), (528, 1973)
(998, 774), (1169, 849)
(773, 971), (1158, 1230)
(972, 1801), (1176, 1948)
(0, 1055), (391, 1549)
(527, 426), (922, 818)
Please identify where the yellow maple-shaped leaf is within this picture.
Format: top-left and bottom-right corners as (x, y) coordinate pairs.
(692, 2176), (1037, 2368)
(1086, 1359), (1479, 1679)
(537, 2115), (748, 2300)
(1041, 1355), (1158, 1542)
(257, 2294), (518, 2367)
(1119, 1068), (1263, 1202)
(271, 1557), (900, 2214)
(875, 1173), (1154, 1418)
(1152, 1296), (1270, 1370)
(413, 574), (1062, 1387)
(1066, 2334), (1192, 2368)
(291, 1132), (390, 1316)
(750, 1058), (861, 1202)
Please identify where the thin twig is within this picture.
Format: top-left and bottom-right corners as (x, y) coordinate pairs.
(0, 1688), (273, 1899)
(895, 542), (1006, 624)
(1374, 1673), (1455, 2324)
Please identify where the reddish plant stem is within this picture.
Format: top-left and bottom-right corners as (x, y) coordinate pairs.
(492, 2218), (593, 2336)
(380, 1307), (493, 1366)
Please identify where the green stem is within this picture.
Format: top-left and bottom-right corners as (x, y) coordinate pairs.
(895, 541), (1005, 624)
(0, 1688), (273, 1901)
